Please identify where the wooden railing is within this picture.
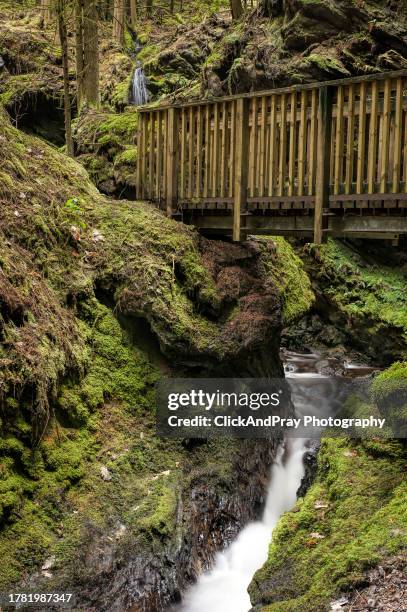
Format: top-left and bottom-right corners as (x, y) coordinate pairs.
(135, 70), (407, 242)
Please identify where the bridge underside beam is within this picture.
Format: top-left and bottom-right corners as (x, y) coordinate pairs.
(185, 214), (407, 240)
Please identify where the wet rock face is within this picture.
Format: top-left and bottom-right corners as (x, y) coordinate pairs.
(297, 441), (319, 498)
(65, 439), (279, 612)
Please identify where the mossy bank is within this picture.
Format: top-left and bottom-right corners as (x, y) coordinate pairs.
(0, 101), (288, 609)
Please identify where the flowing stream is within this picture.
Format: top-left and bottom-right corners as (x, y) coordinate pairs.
(180, 438), (307, 612)
(179, 352), (373, 612)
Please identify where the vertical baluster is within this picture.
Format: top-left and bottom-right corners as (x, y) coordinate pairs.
(204, 105), (211, 198)
(220, 102), (228, 199)
(212, 104), (219, 198)
(404, 87), (407, 193)
(136, 115), (142, 199)
(268, 96), (277, 197)
(380, 79), (391, 192)
(259, 96), (267, 197)
(229, 101), (236, 199)
(180, 108), (187, 199)
(334, 85), (344, 195)
(278, 94), (287, 197)
(367, 81), (378, 194)
(156, 111), (163, 201)
(345, 84), (355, 195)
(166, 107), (179, 217)
(356, 82), (367, 193)
(288, 91), (296, 197)
(141, 113), (148, 199)
(149, 111), (154, 200)
(249, 98), (257, 197)
(308, 89), (317, 196)
(298, 90), (307, 197)
(188, 106), (195, 199)
(163, 111), (168, 205)
(196, 106), (203, 198)
(392, 78), (403, 193)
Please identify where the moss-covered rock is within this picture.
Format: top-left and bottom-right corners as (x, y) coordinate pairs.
(260, 237), (314, 325)
(371, 362), (407, 434)
(284, 239), (407, 363)
(73, 108), (139, 194)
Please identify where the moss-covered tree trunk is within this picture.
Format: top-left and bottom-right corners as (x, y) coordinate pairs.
(57, 0), (74, 156)
(113, 0), (125, 45)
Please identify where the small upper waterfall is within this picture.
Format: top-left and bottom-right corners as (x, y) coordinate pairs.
(131, 36), (149, 106)
(132, 61), (149, 106)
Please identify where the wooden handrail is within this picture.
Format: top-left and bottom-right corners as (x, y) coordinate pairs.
(135, 71), (407, 242)
(138, 69), (407, 113)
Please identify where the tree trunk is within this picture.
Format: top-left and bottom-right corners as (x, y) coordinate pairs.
(258, 0), (283, 17)
(57, 0), (74, 157)
(170, 0), (174, 13)
(75, 0), (85, 111)
(83, 0), (99, 107)
(41, 0), (53, 27)
(130, 0), (137, 25)
(230, 0), (243, 20)
(113, 0), (125, 46)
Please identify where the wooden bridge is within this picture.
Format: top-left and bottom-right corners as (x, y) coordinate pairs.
(135, 70), (407, 243)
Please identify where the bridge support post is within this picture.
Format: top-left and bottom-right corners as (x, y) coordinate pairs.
(166, 107), (179, 217)
(233, 97), (249, 242)
(314, 85), (333, 244)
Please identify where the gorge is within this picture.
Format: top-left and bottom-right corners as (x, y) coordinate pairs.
(0, 1), (406, 611)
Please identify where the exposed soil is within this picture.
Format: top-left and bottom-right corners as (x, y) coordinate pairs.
(342, 554), (407, 612)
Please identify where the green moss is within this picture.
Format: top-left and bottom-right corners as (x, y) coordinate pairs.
(114, 146), (138, 165)
(249, 437), (407, 611)
(137, 43), (160, 65)
(138, 479), (178, 537)
(74, 109), (139, 191)
(371, 362), (407, 405)
(370, 362), (407, 434)
(111, 76), (132, 108)
(261, 237), (314, 324)
(305, 53), (350, 76)
(0, 297), (159, 588)
(305, 239), (407, 359)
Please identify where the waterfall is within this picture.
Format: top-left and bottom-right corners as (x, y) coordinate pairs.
(178, 353), (335, 612)
(179, 439), (307, 612)
(131, 35), (149, 106)
(132, 61), (149, 106)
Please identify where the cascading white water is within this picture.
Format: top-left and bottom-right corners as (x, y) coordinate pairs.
(180, 437), (307, 612)
(178, 353), (338, 612)
(132, 61), (149, 106)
